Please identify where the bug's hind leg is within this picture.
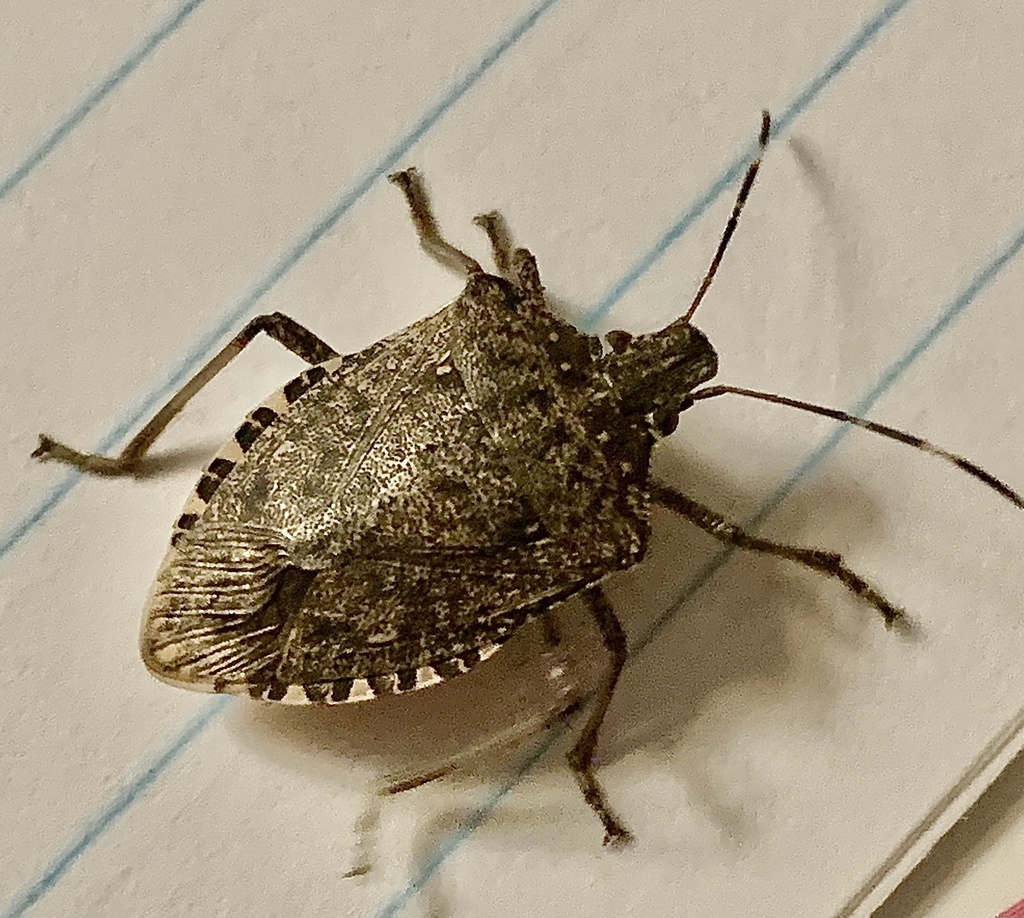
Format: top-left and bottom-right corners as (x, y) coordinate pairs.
(33, 313), (339, 477)
(568, 584), (633, 846)
(389, 168), (482, 277)
(649, 480), (905, 627)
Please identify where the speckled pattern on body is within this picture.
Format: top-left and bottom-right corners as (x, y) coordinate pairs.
(142, 271), (717, 704)
(36, 124), (1024, 846)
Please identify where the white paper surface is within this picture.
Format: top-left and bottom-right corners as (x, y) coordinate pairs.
(3, 1), (1024, 916)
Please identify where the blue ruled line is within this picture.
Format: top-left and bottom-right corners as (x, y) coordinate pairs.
(0, 0), (561, 564)
(585, 0), (914, 325)
(374, 220), (1024, 918)
(0, 698), (229, 918)
(0, 0), (210, 202)
(7, 0), (1020, 915)
(0, 2), (560, 915)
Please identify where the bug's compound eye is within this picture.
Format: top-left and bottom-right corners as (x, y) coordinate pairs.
(605, 330), (633, 353)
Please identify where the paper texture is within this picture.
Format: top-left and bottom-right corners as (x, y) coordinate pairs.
(3, 1), (1024, 915)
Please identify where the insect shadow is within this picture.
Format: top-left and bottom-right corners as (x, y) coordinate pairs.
(29, 103), (1022, 903)
(127, 443), (226, 478)
(227, 434), (893, 864)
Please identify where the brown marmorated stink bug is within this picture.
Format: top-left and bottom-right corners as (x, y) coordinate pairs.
(33, 111), (1024, 845)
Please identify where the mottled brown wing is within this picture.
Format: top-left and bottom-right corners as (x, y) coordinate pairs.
(143, 530), (595, 704)
(141, 299), (608, 703)
(141, 521), (295, 690)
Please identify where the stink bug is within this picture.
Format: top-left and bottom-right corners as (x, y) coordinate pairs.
(33, 111), (1024, 846)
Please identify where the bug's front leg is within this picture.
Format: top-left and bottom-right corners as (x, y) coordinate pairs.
(471, 208), (547, 318)
(388, 168), (482, 277)
(33, 312), (338, 476)
(567, 584), (634, 846)
(472, 210), (514, 277)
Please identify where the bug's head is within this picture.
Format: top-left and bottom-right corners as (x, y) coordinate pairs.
(600, 318), (718, 436)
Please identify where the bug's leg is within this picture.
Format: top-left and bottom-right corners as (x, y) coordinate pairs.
(383, 763), (458, 796)
(381, 692), (585, 796)
(472, 210), (514, 277)
(343, 790), (381, 878)
(567, 584), (634, 846)
(388, 168), (482, 277)
(468, 206), (548, 313)
(649, 480), (904, 626)
(33, 313), (339, 476)
(476, 218), (545, 314)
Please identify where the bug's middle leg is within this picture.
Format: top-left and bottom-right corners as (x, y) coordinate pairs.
(567, 584), (633, 846)
(649, 480), (904, 625)
(33, 312), (338, 476)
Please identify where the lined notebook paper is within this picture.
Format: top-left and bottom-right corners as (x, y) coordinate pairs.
(3, 1), (1024, 915)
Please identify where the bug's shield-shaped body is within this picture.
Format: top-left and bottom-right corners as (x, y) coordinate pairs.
(39, 126), (1024, 849)
(142, 274), (717, 704)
